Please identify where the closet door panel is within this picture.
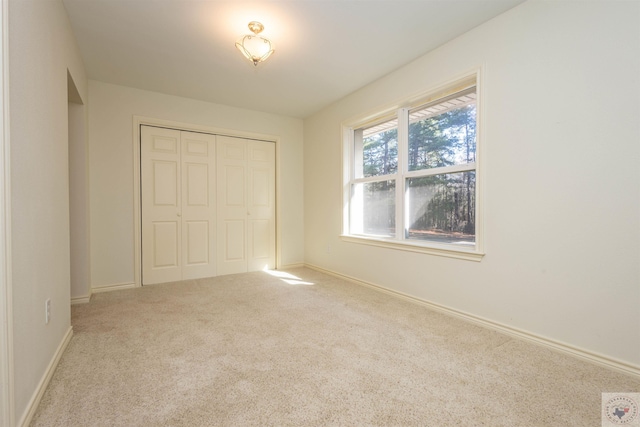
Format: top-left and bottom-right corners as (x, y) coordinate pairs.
(152, 221), (179, 267)
(247, 141), (275, 271)
(216, 136), (248, 276)
(141, 126), (183, 284)
(181, 131), (216, 280)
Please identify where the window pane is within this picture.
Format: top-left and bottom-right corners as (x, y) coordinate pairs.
(351, 180), (395, 237)
(359, 119), (398, 177)
(408, 93), (476, 171)
(406, 172), (475, 245)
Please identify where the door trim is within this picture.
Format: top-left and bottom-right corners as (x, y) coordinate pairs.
(133, 116), (281, 287)
(0, 0), (14, 423)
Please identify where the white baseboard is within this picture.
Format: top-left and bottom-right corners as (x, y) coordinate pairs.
(279, 263), (305, 270)
(70, 295), (91, 305)
(91, 282), (136, 294)
(305, 263), (640, 379)
(18, 326), (72, 427)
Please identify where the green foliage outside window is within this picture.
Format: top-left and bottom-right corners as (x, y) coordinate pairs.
(350, 83), (478, 250)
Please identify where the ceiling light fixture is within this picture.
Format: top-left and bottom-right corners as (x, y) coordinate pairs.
(235, 21), (275, 67)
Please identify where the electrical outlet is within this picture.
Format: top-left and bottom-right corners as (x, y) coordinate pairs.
(326, 244), (331, 255)
(45, 299), (51, 324)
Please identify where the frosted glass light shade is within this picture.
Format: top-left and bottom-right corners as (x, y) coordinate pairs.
(235, 34), (274, 66)
(235, 22), (274, 66)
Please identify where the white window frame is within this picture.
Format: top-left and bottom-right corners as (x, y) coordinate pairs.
(341, 71), (484, 262)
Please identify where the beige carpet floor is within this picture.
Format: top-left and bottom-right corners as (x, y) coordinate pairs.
(31, 267), (639, 426)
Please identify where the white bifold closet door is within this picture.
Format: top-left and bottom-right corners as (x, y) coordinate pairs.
(141, 126), (276, 285)
(216, 135), (276, 276)
(141, 126), (217, 285)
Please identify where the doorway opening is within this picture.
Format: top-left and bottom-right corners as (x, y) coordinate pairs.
(67, 71), (90, 304)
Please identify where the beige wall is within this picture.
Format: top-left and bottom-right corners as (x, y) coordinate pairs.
(304, 1), (640, 368)
(88, 81), (304, 290)
(9, 0), (87, 422)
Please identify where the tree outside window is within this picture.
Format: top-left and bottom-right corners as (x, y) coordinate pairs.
(348, 84), (479, 251)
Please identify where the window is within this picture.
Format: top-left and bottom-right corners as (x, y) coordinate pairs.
(343, 76), (483, 261)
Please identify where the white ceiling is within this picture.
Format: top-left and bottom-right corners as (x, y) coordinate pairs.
(62, 0), (524, 118)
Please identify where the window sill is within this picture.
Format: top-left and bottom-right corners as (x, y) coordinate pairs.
(340, 234), (485, 262)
